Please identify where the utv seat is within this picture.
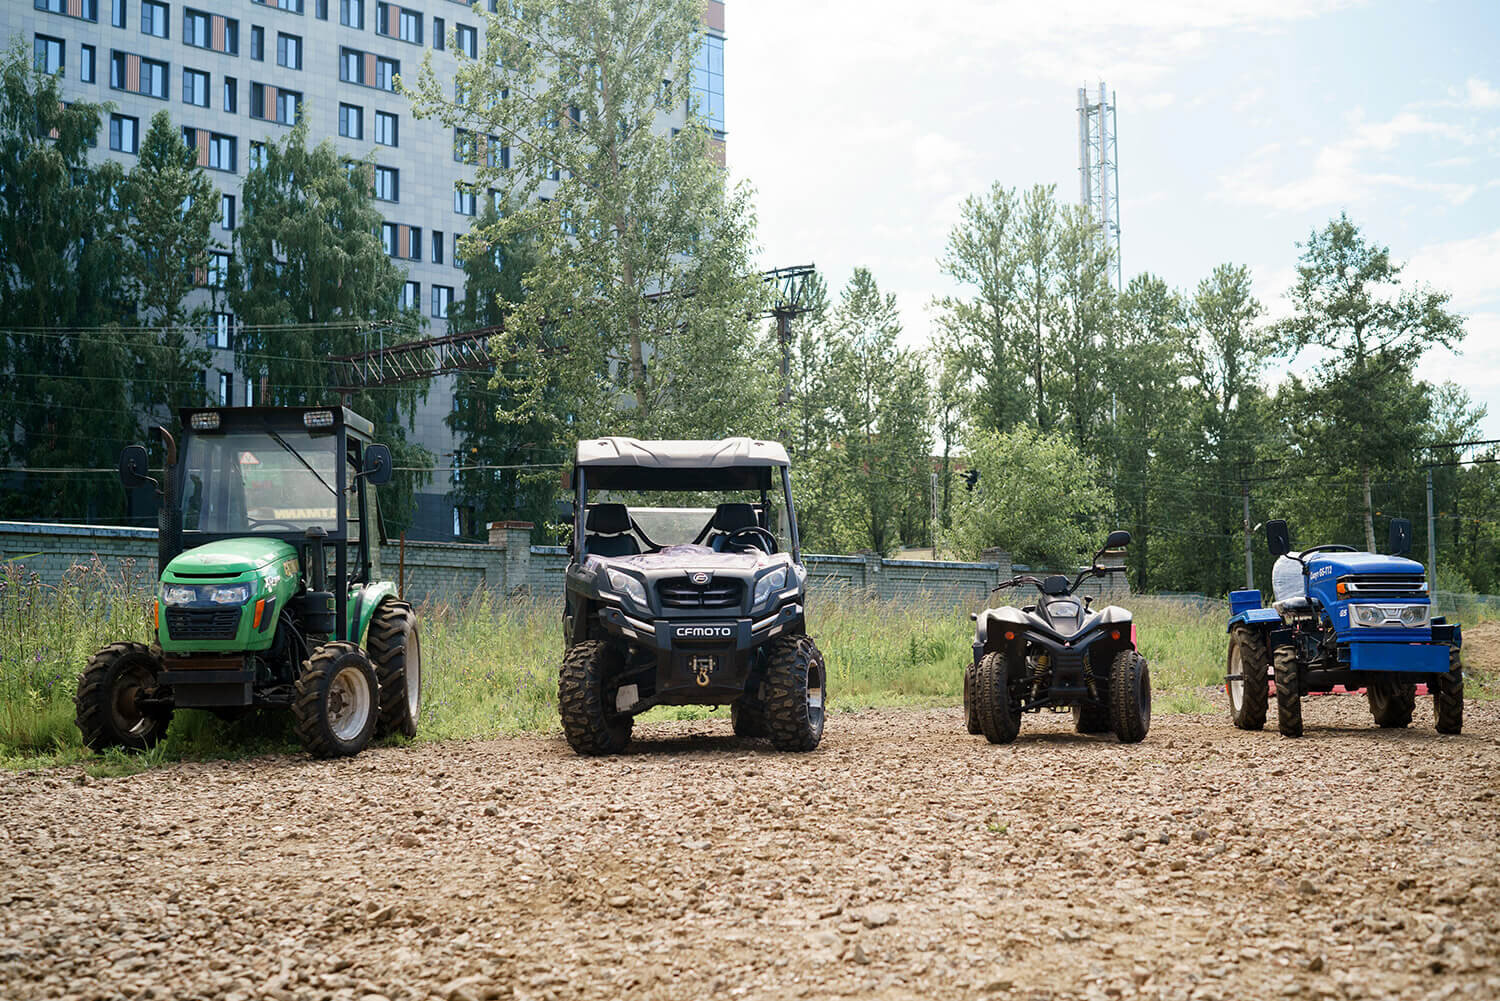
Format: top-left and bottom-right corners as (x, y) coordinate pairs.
(707, 503), (761, 552)
(585, 503), (640, 558)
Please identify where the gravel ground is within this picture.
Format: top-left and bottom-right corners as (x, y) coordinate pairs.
(3, 694), (1498, 1001)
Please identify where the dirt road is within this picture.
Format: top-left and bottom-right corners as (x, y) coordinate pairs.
(3, 696), (1498, 1001)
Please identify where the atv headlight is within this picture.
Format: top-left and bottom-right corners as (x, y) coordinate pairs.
(161, 584), (199, 606)
(605, 569), (647, 607)
(207, 584), (252, 605)
(1398, 604), (1430, 627)
(752, 568), (788, 610)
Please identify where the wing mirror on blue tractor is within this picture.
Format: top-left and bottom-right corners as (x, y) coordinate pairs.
(118, 444), (154, 491)
(360, 444), (394, 486)
(1388, 517), (1412, 558)
(1266, 519), (1291, 559)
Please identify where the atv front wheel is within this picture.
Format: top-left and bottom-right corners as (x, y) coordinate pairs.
(368, 600), (422, 738)
(1072, 701), (1111, 734)
(558, 641), (632, 756)
(1108, 649), (1150, 744)
(963, 659), (982, 734)
(763, 635), (827, 752)
(1227, 627), (1269, 731)
(1272, 645), (1303, 738)
(293, 642), (379, 758)
(731, 688), (767, 739)
(75, 642), (172, 752)
(1434, 647), (1464, 735)
(1367, 673), (1416, 728)
(973, 651), (1020, 745)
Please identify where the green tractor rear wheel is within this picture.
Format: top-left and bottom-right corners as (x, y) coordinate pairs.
(368, 600), (422, 739)
(75, 642), (172, 752)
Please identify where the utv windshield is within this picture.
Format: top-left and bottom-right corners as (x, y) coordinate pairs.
(607, 498), (790, 552)
(181, 430), (341, 534)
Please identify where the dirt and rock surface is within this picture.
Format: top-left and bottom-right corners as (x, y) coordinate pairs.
(3, 694), (1498, 1001)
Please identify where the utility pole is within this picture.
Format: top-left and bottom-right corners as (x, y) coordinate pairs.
(1243, 480), (1254, 590)
(930, 471), (939, 553)
(1426, 467), (1437, 590)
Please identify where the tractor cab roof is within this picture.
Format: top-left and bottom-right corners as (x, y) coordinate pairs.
(178, 406), (375, 442)
(573, 436), (790, 491)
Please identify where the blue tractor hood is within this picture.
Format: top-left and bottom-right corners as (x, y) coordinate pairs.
(1305, 551), (1427, 579)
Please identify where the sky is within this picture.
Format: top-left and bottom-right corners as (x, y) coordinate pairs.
(726, 0), (1500, 437)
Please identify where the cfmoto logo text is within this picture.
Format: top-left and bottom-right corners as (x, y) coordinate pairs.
(676, 626), (733, 638)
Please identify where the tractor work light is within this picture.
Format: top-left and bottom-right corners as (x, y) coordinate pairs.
(190, 411), (221, 430)
(303, 410), (336, 428)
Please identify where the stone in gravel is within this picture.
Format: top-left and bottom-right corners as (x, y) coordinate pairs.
(1297, 880), (1317, 896)
(606, 895), (631, 908)
(862, 908), (895, 928)
(851, 943), (870, 965)
(396, 833), (421, 848)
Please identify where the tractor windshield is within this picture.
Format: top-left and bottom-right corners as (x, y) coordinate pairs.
(181, 430), (342, 534)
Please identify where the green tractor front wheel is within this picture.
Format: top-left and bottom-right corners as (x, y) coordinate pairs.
(75, 642), (173, 752)
(293, 642), (379, 758)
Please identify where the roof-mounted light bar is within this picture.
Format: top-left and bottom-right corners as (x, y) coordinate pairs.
(304, 410), (336, 428)
(189, 412), (220, 431)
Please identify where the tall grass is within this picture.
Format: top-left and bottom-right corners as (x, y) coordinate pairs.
(0, 567), (1489, 770)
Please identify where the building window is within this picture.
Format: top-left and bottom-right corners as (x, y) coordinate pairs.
(375, 55), (398, 91)
(80, 44), (95, 83)
(208, 133), (235, 171)
(432, 231), (443, 264)
(401, 281), (418, 310)
(206, 251), (230, 288)
(431, 285), (452, 319)
(340, 0), (363, 28)
(453, 187), (475, 216)
(112, 0), (126, 28)
(455, 23), (476, 58)
(374, 110), (397, 146)
(182, 68), (209, 107)
(141, 0), (169, 38)
(315, 0), (327, 20)
(33, 36), (64, 76)
(691, 33), (725, 133)
(220, 194), (235, 229)
(250, 26), (263, 61)
(251, 84), (301, 124)
(380, 223), (395, 255)
(276, 33), (302, 70)
(487, 141), (508, 169)
(35, 0), (100, 22)
(374, 165), (398, 202)
(433, 16), (444, 50)
(277, 90), (300, 124)
(339, 47), (364, 84)
(109, 114), (139, 153)
(223, 76), (237, 112)
(252, 0), (303, 12)
(248, 141), (266, 170)
(216, 371), (232, 406)
(339, 103), (363, 139)
(110, 52), (169, 99)
(209, 312), (231, 348)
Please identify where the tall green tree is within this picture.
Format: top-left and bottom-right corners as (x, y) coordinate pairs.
(1050, 203), (1115, 455)
(229, 116), (431, 532)
(1014, 184), (1059, 432)
(406, 0), (771, 440)
(1276, 214), (1464, 550)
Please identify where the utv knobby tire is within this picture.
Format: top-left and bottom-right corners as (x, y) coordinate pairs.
(963, 659), (982, 734)
(1367, 673), (1416, 729)
(1227, 626), (1269, 731)
(368, 600), (422, 738)
(763, 635), (827, 752)
(1109, 649), (1151, 744)
(732, 690), (768, 739)
(293, 642), (379, 759)
(1434, 647), (1464, 735)
(558, 641), (632, 756)
(974, 651), (1021, 745)
(75, 642), (172, 753)
(1273, 645), (1303, 738)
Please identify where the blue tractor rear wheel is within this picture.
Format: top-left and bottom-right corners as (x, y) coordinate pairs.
(1435, 647), (1464, 735)
(1272, 645), (1303, 738)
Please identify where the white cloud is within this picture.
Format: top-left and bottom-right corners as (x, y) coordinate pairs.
(1462, 77), (1500, 110)
(1406, 230), (1500, 308)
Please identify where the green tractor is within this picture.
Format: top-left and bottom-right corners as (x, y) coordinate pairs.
(76, 406), (422, 758)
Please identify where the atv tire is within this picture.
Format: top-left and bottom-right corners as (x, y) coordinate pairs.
(974, 651), (1021, 745)
(732, 688), (768, 739)
(1108, 649), (1151, 744)
(1072, 701), (1112, 734)
(1367, 673), (1416, 728)
(963, 659), (982, 734)
(1434, 647), (1464, 735)
(763, 634), (826, 752)
(75, 642), (172, 753)
(368, 600), (422, 738)
(293, 642), (379, 758)
(1227, 626), (1269, 731)
(558, 640), (632, 756)
(1273, 645), (1303, 738)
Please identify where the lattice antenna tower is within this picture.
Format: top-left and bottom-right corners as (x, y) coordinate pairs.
(1078, 82), (1122, 290)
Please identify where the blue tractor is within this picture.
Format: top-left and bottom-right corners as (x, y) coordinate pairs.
(1225, 518), (1463, 737)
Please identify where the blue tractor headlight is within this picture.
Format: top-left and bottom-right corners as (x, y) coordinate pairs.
(605, 569), (647, 607)
(1398, 604), (1429, 627)
(1351, 603), (1430, 627)
(752, 568), (788, 610)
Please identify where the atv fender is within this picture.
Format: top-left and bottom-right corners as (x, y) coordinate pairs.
(974, 606), (1031, 658)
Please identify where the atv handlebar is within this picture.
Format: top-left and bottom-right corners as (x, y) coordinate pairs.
(989, 564), (1126, 597)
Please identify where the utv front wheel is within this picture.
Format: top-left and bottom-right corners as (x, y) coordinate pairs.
(75, 642), (172, 752)
(732, 688), (767, 739)
(763, 635), (827, 752)
(1108, 649), (1151, 744)
(1367, 673), (1416, 728)
(293, 642), (379, 758)
(558, 641), (632, 756)
(974, 651), (1020, 745)
(368, 600), (422, 738)
(1272, 645), (1303, 738)
(1434, 647), (1464, 735)
(1227, 627), (1269, 731)
(963, 659), (982, 734)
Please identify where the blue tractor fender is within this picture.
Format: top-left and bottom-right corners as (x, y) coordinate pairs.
(1227, 607), (1280, 632)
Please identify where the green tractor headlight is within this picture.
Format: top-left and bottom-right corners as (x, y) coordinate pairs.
(162, 585), (198, 606)
(207, 584), (252, 605)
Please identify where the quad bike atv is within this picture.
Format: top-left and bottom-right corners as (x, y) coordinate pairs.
(1225, 518), (1462, 738)
(965, 531), (1149, 744)
(559, 436), (825, 755)
(75, 406), (422, 759)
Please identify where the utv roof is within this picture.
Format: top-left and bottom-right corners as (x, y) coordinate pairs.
(178, 406), (375, 440)
(573, 437), (790, 491)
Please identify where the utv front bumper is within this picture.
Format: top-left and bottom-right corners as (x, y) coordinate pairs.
(596, 602), (803, 706)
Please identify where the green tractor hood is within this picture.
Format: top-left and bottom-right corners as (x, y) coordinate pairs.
(162, 538), (300, 580)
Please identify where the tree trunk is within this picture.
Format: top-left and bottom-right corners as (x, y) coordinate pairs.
(1361, 464), (1377, 552)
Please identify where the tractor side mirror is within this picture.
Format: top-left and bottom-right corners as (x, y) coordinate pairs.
(1266, 519), (1291, 558)
(118, 444), (153, 490)
(361, 444), (394, 486)
(1104, 530), (1131, 550)
(1388, 517), (1412, 558)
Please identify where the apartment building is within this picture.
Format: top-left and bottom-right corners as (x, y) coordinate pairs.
(5, 0), (728, 538)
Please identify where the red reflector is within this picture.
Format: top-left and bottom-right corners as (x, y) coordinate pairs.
(253, 598), (265, 629)
(1004, 631), (1015, 641)
(1111, 630), (1120, 640)
(153, 599), (159, 630)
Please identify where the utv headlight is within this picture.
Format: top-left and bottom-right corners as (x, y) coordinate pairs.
(207, 584), (252, 605)
(752, 568), (788, 610)
(161, 585), (199, 606)
(605, 569), (647, 607)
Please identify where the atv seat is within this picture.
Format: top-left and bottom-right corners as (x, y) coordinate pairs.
(584, 503), (640, 558)
(708, 503), (760, 552)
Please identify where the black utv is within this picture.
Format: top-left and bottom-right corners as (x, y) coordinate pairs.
(965, 531), (1150, 744)
(558, 437), (826, 755)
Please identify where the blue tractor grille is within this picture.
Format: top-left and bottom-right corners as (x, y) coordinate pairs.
(165, 607), (242, 641)
(1340, 574), (1427, 600)
(658, 577), (744, 610)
